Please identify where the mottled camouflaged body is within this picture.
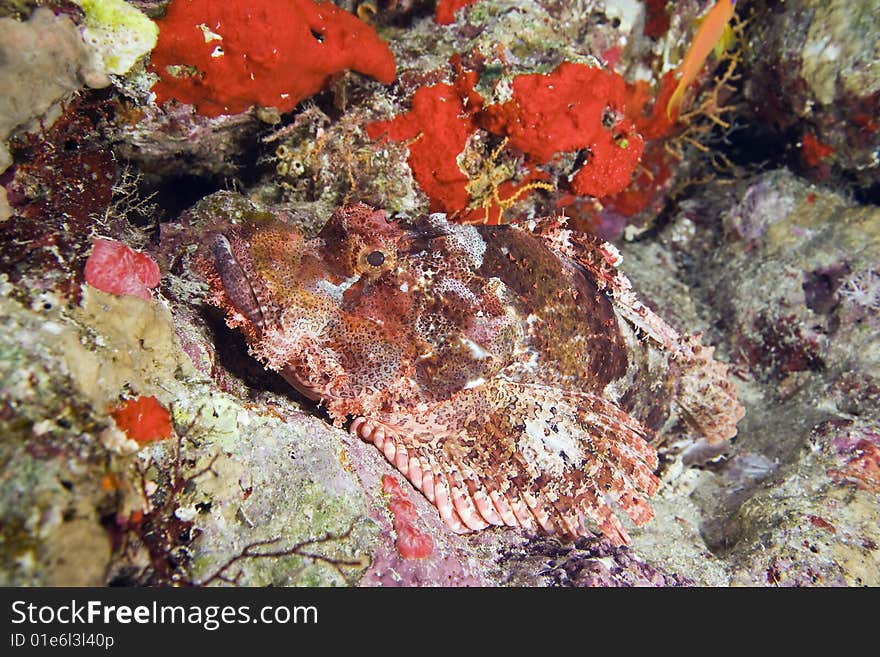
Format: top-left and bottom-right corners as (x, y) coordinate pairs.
(198, 203), (743, 545)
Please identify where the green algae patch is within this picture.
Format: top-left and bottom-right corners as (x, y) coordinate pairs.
(74, 0), (158, 75)
(184, 409), (379, 586)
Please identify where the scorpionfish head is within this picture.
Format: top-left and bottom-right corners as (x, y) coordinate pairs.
(198, 203), (523, 412)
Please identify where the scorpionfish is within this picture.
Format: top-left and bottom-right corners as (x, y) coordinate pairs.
(197, 203), (744, 546)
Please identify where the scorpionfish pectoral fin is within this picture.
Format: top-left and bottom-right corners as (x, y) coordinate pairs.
(352, 379), (661, 546)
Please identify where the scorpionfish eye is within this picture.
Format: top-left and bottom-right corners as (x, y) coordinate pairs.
(366, 250), (386, 267)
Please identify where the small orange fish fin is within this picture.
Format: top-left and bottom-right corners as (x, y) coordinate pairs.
(666, 0), (737, 121)
(666, 80), (686, 120)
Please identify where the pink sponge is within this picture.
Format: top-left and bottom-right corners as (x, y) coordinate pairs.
(84, 238), (160, 301)
(382, 475), (434, 559)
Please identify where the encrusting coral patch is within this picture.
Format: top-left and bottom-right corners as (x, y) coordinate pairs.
(149, 0), (396, 117)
